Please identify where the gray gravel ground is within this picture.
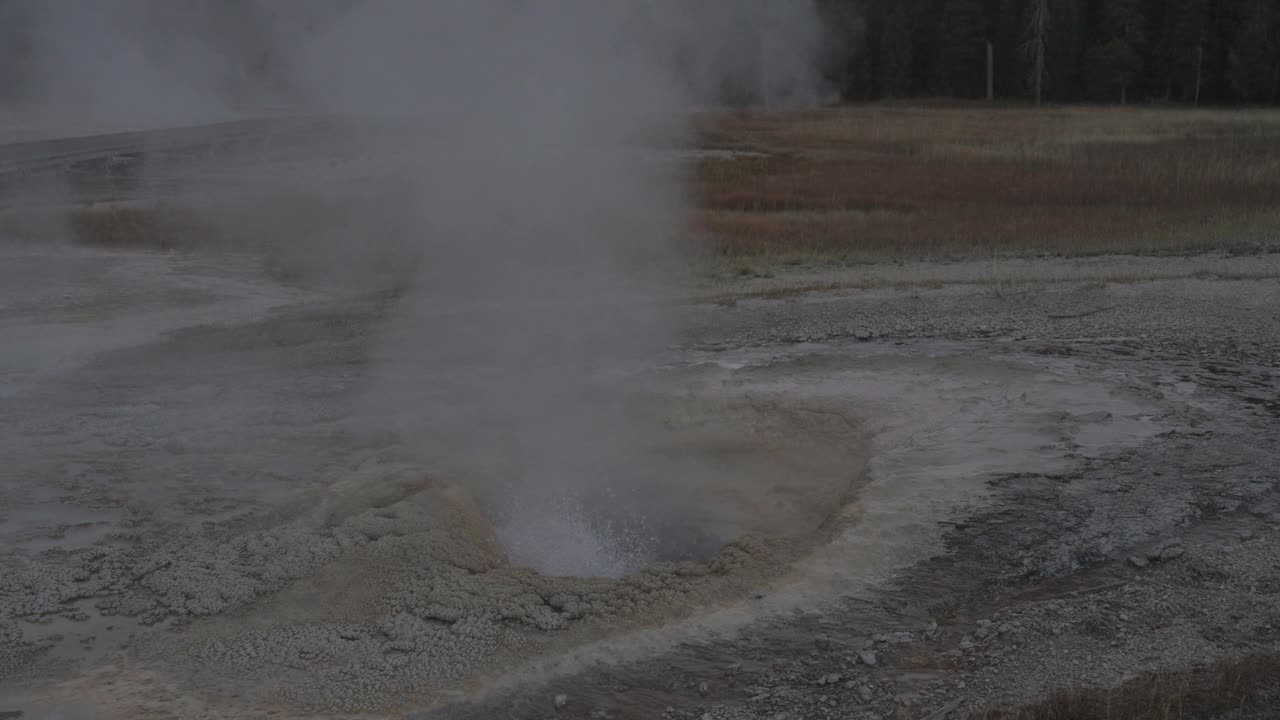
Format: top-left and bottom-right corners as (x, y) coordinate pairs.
(1, 244), (1278, 719)
(432, 258), (1280, 720)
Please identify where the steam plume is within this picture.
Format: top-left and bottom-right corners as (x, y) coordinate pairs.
(2, 0), (828, 576)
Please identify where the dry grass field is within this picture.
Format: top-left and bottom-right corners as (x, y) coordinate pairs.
(694, 105), (1280, 263)
(3, 105), (1277, 276)
(980, 654), (1280, 720)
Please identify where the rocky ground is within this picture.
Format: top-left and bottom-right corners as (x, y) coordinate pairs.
(0, 239), (1275, 718)
(436, 256), (1280, 720)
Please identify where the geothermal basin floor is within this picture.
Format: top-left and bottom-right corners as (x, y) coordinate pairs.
(1, 243), (1279, 718)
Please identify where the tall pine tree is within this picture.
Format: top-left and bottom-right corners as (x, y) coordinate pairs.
(880, 3), (914, 97)
(814, 0), (1278, 106)
(1229, 0), (1276, 102)
(1046, 0), (1086, 100)
(1087, 0), (1148, 102)
(1156, 0), (1211, 103)
(937, 0), (988, 97)
(993, 0), (1027, 98)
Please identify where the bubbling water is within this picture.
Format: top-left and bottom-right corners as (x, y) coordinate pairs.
(492, 492), (653, 578)
(489, 484), (727, 578)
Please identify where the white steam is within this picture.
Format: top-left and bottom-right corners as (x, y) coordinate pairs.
(2, 0), (827, 577)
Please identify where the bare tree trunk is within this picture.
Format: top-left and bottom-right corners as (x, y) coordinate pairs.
(1194, 44), (1204, 106)
(986, 40), (995, 101)
(1024, 0), (1051, 106)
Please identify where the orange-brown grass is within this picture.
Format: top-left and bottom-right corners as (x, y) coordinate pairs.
(694, 106), (1280, 262)
(978, 654), (1280, 720)
(0, 205), (226, 250)
(65, 205), (225, 250)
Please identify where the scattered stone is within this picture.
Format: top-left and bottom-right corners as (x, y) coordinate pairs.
(958, 637), (975, 651)
(825, 673), (842, 685)
(924, 697), (966, 720)
(1240, 528), (1256, 541)
(554, 694), (569, 710)
(1248, 504), (1276, 519)
(1159, 545), (1186, 561)
(698, 681), (711, 696)
(814, 634), (833, 650)
(859, 650), (878, 666)
(998, 622), (1014, 635)
(1129, 555), (1150, 569)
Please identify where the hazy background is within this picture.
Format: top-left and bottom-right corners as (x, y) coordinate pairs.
(0, 0), (833, 126)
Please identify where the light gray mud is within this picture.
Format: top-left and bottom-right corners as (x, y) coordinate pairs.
(1, 241), (1278, 719)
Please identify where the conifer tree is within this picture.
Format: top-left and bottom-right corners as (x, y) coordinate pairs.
(937, 0), (987, 97)
(880, 3), (913, 97)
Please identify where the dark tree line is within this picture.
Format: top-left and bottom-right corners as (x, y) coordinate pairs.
(820, 0), (1280, 105)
